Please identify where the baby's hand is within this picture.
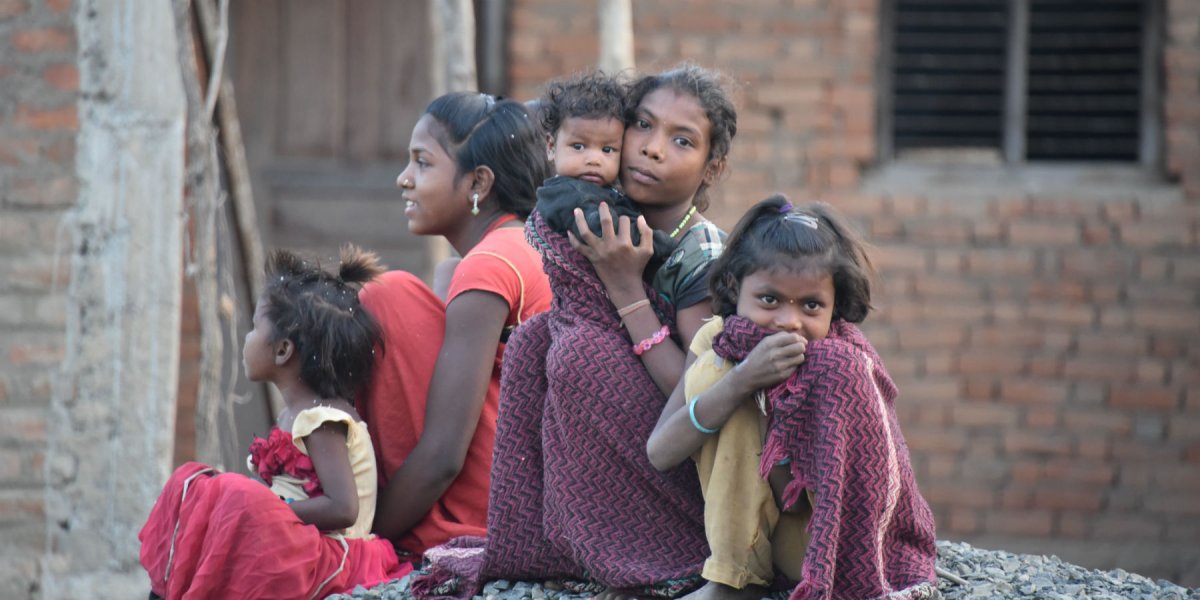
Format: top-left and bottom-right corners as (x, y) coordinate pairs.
(732, 331), (807, 392)
(568, 202), (654, 295)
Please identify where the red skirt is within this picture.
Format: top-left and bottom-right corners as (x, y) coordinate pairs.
(140, 462), (411, 599)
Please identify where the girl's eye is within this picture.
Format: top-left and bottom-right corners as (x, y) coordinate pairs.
(414, 158), (429, 168)
(636, 119), (651, 129)
(759, 295), (778, 306)
(674, 137), (694, 148)
(804, 301), (821, 311)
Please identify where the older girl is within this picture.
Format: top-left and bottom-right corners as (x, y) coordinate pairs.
(358, 92), (552, 557)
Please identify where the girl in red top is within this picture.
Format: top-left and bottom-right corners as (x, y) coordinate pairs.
(357, 92), (552, 557)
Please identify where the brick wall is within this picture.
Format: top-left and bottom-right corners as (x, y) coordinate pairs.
(509, 0), (1200, 585)
(0, 0), (76, 596)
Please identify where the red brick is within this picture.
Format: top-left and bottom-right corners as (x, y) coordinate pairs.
(971, 326), (1044, 349)
(984, 509), (1053, 536)
(43, 63), (78, 91)
(1008, 220), (1082, 245)
(951, 402), (1016, 428)
(1063, 358), (1135, 382)
(1027, 303), (1095, 327)
(46, 0), (69, 11)
(0, 409), (46, 443)
(906, 219), (970, 243)
(946, 508), (980, 535)
(0, 0), (27, 19)
(1043, 460), (1118, 486)
(1024, 406), (1060, 428)
(957, 351), (1024, 376)
(963, 378), (995, 401)
(965, 249), (1037, 276)
(906, 428), (967, 453)
(1076, 332), (1147, 355)
(7, 343), (63, 365)
(11, 28), (73, 52)
(1120, 220), (1191, 248)
(1057, 513), (1090, 538)
(1062, 410), (1132, 435)
(8, 176), (76, 207)
(1033, 487), (1104, 511)
(1151, 465), (1200, 490)
(1145, 493), (1200, 516)
(1109, 386), (1179, 410)
(1090, 515), (1165, 540)
(921, 483), (995, 508)
(14, 104), (77, 130)
(1003, 431), (1073, 456)
(1131, 307), (1200, 331)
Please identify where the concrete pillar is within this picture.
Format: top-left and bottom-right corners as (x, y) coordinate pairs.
(42, 0), (186, 597)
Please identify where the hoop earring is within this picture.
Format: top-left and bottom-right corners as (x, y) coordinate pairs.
(471, 192), (480, 216)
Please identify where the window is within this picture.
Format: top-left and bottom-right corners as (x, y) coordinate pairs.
(879, 0), (1161, 166)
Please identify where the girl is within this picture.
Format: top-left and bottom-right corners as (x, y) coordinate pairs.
(646, 197), (939, 600)
(359, 92), (553, 556)
(570, 64), (738, 397)
(139, 246), (408, 599)
(447, 65), (741, 597)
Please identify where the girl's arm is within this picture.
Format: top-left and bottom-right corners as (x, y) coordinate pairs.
(292, 422), (359, 531)
(372, 290), (508, 540)
(646, 331), (808, 470)
(569, 205), (690, 395)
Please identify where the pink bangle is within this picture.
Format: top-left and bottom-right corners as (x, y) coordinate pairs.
(634, 325), (670, 356)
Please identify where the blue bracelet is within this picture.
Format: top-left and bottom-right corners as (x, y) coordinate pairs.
(689, 395), (720, 434)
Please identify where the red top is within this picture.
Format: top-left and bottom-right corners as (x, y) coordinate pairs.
(357, 223), (550, 556)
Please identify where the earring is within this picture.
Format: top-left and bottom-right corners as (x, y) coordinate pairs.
(471, 192), (480, 216)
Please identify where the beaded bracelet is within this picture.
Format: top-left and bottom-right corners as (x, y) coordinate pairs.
(688, 395), (719, 434)
(633, 325), (670, 356)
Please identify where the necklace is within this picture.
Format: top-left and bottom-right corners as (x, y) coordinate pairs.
(669, 205), (698, 238)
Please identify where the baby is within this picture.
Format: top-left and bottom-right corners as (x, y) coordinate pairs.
(534, 71), (671, 260)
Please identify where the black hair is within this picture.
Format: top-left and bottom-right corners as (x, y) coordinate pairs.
(424, 92), (552, 219)
(625, 64), (738, 211)
(709, 195), (876, 323)
(538, 70), (628, 138)
(262, 245), (385, 401)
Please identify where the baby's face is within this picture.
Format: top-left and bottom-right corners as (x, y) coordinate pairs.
(550, 116), (624, 187)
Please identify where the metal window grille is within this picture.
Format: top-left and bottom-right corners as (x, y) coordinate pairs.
(882, 0), (1160, 165)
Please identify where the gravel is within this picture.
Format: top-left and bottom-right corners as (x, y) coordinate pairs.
(327, 540), (1199, 599)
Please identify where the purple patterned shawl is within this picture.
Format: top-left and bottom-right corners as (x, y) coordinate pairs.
(712, 316), (938, 600)
(411, 210), (708, 598)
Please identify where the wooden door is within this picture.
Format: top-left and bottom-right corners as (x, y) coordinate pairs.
(230, 0), (436, 276)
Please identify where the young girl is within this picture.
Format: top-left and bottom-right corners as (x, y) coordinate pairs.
(139, 246), (409, 599)
(646, 197), (939, 600)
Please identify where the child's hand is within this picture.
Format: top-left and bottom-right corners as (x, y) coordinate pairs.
(732, 331), (807, 392)
(568, 202), (654, 296)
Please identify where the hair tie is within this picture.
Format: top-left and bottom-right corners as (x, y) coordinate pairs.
(783, 213), (819, 229)
(779, 202), (794, 213)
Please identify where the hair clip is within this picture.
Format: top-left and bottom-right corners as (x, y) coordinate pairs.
(783, 213), (819, 229)
(779, 202), (794, 213)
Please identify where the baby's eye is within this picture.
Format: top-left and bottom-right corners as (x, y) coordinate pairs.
(571, 143), (585, 151)
(759, 295), (778, 306)
(602, 146), (618, 154)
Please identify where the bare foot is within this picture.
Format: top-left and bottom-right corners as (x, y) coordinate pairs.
(680, 580), (768, 600)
